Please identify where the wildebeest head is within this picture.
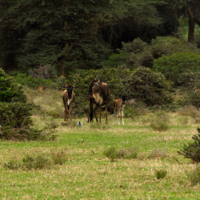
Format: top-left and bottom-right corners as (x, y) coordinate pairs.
(63, 85), (75, 99)
(88, 75), (101, 95)
(122, 95), (126, 105)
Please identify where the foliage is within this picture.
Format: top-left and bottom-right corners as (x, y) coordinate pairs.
(28, 65), (58, 81)
(0, 0), (113, 72)
(147, 148), (167, 159)
(0, 68), (56, 140)
(186, 164), (200, 186)
(178, 128), (200, 163)
(188, 90), (200, 108)
(128, 66), (172, 106)
(4, 159), (22, 170)
(4, 150), (68, 170)
(15, 73), (58, 90)
(178, 105), (200, 120)
(104, 146), (138, 162)
(153, 53), (200, 84)
(68, 66), (130, 117)
(176, 70), (200, 87)
(150, 111), (170, 131)
(22, 154), (54, 170)
(154, 169), (167, 179)
(124, 101), (147, 120)
(104, 36), (200, 70)
(50, 150), (68, 165)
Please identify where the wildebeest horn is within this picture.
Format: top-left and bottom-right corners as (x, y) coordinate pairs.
(94, 75), (98, 81)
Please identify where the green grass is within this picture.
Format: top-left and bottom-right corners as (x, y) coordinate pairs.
(1, 87), (200, 199)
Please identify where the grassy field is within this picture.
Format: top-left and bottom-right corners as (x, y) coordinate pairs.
(1, 87), (200, 199)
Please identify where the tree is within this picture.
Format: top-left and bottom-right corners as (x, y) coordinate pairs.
(0, 0), (112, 75)
(166, 0), (200, 43)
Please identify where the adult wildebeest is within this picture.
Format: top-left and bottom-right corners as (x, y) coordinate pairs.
(113, 96), (126, 125)
(88, 76), (110, 124)
(63, 85), (75, 121)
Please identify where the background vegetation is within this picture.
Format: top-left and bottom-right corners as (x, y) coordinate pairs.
(1, 0), (200, 199)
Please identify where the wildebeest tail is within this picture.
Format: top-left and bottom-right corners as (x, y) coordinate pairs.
(90, 107), (93, 122)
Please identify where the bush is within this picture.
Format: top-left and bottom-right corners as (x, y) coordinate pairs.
(154, 169), (167, 179)
(178, 105), (200, 119)
(28, 65), (58, 81)
(104, 147), (138, 162)
(147, 148), (167, 159)
(4, 150), (68, 170)
(0, 68), (56, 140)
(50, 150), (68, 165)
(153, 53), (200, 85)
(22, 154), (54, 170)
(176, 70), (200, 87)
(186, 165), (200, 185)
(4, 159), (22, 170)
(178, 128), (200, 163)
(150, 111), (170, 131)
(128, 66), (172, 106)
(68, 66), (130, 117)
(15, 73), (57, 90)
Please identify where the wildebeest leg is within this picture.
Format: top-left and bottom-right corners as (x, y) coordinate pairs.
(113, 107), (116, 125)
(105, 103), (108, 124)
(69, 104), (72, 121)
(94, 104), (99, 122)
(64, 102), (69, 121)
(117, 109), (120, 125)
(88, 99), (93, 123)
(122, 108), (124, 125)
(99, 106), (102, 123)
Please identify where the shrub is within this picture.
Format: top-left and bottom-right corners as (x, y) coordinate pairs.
(128, 66), (172, 106)
(22, 154), (54, 170)
(150, 112), (170, 131)
(68, 66), (130, 117)
(104, 147), (118, 162)
(176, 70), (200, 87)
(154, 169), (167, 179)
(104, 147), (138, 162)
(4, 159), (22, 170)
(186, 165), (200, 185)
(124, 101), (147, 120)
(188, 90), (200, 108)
(50, 150), (68, 165)
(178, 128), (200, 163)
(0, 68), (56, 140)
(147, 148), (167, 159)
(15, 73), (57, 90)
(178, 105), (200, 119)
(28, 65), (58, 81)
(150, 111), (170, 131)
(153, 53), (200, 85)
(122, 38), (148, 54)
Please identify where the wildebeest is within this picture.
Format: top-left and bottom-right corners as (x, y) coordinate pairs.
(88, 76), (110, 124)
(63, 85), (75, 121)
(113, 96), (126, 125)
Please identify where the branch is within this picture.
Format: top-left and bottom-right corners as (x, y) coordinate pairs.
(185, 3), (200, 26)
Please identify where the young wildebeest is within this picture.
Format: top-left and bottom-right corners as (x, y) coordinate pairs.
(88, 76), (110, 124)
(113, 96), (126, 125)
(63, 85), (75, 121)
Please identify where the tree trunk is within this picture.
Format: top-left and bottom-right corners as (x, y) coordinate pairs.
(60, 1), (69, 77)
(188, 16), (195, 43)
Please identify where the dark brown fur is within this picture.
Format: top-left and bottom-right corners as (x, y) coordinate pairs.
(63, 85), (75, 121)
(88, 77), (110, 124)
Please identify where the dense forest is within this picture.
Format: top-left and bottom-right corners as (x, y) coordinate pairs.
(1, 0), (200, 77)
